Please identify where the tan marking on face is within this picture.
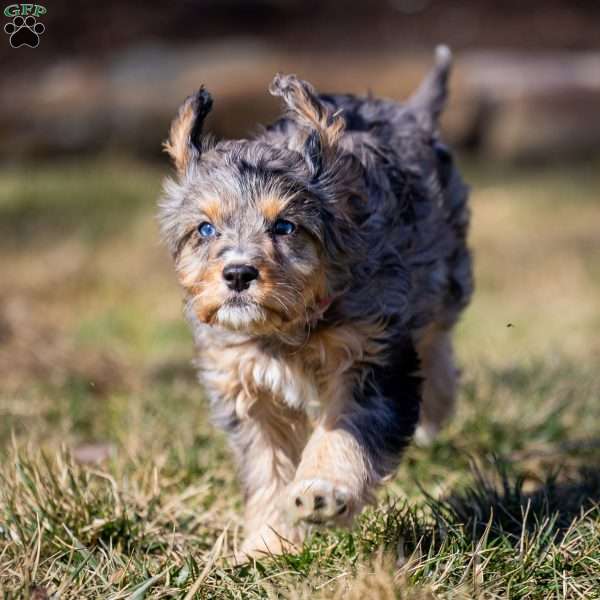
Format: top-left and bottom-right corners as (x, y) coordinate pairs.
(200, 199), (225, 225)
(176, 242), (202, 288)
(258, 194), (289, 222)
(179, 258), (225, 324)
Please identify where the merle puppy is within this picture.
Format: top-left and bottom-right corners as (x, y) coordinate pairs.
(159, 46), (472, 557)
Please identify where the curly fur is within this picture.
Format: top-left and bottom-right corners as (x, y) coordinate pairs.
(159, 45), (473, 558)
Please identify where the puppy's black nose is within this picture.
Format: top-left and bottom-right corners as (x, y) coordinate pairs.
(222, 264), (259, 292)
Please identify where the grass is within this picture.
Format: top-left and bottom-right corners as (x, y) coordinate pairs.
(1, 157), (600, 598)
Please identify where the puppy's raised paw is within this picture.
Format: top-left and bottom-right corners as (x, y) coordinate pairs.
(286, 479), (353, 526)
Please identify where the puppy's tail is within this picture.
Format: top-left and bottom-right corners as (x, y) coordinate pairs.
(407, 45), (452, 134)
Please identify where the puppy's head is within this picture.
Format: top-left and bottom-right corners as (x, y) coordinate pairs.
(159, 76), (364, 335)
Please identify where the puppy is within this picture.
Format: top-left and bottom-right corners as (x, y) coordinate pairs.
(159, 46), (472, 557)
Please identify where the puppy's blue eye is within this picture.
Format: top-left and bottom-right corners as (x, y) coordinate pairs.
(272, 219), (295, 236)
(198, 222), (216, 238)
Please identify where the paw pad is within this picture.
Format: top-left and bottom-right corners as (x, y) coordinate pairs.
(4, 15), (45, 48)
(287, 479), (352, 525)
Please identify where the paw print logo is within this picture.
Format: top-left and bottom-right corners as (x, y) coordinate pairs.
(4, 15), (45, 48)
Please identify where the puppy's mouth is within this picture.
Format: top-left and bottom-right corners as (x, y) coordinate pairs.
(209, 294), (266, 330)
(207, 293), (295, 331)
(222, 295), (254, 307)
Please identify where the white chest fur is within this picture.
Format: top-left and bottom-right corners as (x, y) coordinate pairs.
(247, 351), (321, 416)
(199, 337), (322, 420)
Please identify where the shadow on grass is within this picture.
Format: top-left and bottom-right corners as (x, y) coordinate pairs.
(434, 459), (600, 543)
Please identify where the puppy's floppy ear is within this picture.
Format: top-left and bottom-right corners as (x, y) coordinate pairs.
(269, 74), (344, 177)
(407, 45), (452, 134)
(164, 87), (213, 176)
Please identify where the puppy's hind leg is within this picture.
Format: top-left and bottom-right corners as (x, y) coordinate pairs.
(415, 324), (459, 445)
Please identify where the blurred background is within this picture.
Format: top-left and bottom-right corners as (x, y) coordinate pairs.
(1, 0), (599, 454)
(2, 0), (600, 162)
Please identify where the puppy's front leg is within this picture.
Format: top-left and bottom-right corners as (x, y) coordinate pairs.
(287, 420), (371, 526)
(228, 400), (310, 557)
(286, 341), (421, 526)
